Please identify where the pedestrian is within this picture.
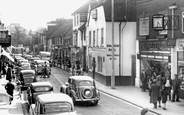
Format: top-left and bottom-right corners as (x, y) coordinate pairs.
(2, 62), (7, 79)
(164, 76), (172, 101)
(149, 79), (160, 109)
(141, 69), (147, 92)
(161, 86), (168, 110)
(171, 74), (181, 102)
(156, 74), (162, 108)
(6, 66), (12, 81)
(5, 79), (15, 105)
(140, 108), (148, 115)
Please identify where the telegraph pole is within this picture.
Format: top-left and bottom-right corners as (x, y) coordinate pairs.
(111, 0), (115, 89)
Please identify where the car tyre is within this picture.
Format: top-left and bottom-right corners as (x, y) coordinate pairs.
(93, 100), (98, 106)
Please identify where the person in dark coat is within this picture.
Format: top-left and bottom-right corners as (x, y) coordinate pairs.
(171, 74), (181, 102)
(161, 86), (168, 110)
(5, 80), (15, 105)
(141, 69), (147, 92)
(2, 62), (7, 79)
(149, 79), (160, 109)
(6, 67), (12, 81)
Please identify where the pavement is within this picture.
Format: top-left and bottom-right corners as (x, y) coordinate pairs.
(52, 67), (184, 115)
(0, 78), (26, 115)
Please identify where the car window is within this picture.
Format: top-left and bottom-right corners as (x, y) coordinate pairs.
(34, 86), (52, 92)
(79, 81), (93, 86)
(23, 73), (34, 78)
(44, 102), (72, 113)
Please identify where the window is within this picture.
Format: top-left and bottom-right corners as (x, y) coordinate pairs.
(93, 30), (95, 46)
(89, 55), (92, 69)
(84, 30), (86, 41)
(89, 31), (91, 46)
(101, 28), (104, 46)
(182, 12), (184, 33)
(139, 17), (149, 35)
(97, 56), (103, 72)
(97, 29), (99, 46)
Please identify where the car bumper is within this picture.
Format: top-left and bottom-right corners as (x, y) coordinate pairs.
(76, 97), (100, 101)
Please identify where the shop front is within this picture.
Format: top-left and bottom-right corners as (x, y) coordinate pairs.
(176, 39), (184, 99)
(137, 40), (171, 88)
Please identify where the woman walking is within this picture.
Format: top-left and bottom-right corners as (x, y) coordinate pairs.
(161, 86), (168, 110)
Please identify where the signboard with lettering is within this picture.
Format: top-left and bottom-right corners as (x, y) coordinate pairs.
(0, 30), (11, 47)
(167, 38), (176, 47)
(139, 41), (170, 51)
(80, 13), (87, 22)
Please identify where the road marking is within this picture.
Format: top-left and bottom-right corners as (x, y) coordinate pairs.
(52, 74), (64, 84)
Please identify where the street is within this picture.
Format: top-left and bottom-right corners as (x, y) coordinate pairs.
(34, 67), (157, 115)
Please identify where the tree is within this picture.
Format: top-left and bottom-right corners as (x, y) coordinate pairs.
(10, 25), (27, 46)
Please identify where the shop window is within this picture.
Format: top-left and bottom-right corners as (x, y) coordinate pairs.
(89, 31), (91, 46)
(97, 56), (103, 72)
(182, 12), (184, 33)
(89, 55), (92, 69)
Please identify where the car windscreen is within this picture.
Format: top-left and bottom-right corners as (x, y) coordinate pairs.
(79, 81), (93, 86)
(34, 86), (52, 92)
(44, 102), (72, 113)
(23, 73), (34, 78)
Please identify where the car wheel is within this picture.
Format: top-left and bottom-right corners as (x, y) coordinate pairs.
(93, 100), (98, 106)
(71, 94), (76, 105)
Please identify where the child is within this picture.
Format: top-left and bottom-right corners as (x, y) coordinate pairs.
(161, 86), (168, 110)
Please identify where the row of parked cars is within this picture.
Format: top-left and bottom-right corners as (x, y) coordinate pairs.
(14, 53), (100, 115)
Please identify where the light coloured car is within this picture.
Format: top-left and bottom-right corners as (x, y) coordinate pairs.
(29, 93), (77, 115)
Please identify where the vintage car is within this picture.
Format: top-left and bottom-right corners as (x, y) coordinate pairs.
(60, 76), (100, 105)
(29, 93), (77, 115)
(35, 60), (51, 75)
(19, 69), (37, 90)
(27, 82), (54, 105)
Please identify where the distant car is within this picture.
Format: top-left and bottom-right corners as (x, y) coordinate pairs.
(60, 76), (100, 105)
(29, 93), (77, 115)
(27, 82), (54, 105)
(35, 60), (51, 75)
(19, 69), (37, 90)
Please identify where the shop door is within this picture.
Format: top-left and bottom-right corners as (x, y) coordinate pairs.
(131, 55), (136, 85)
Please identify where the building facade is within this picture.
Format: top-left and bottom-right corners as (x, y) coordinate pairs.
(136, 0), (184, 88)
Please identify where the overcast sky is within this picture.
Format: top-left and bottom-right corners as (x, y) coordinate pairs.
(0, 0), (88, 31)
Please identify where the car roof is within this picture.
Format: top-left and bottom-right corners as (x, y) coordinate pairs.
(31, 82), (52, 87)
(20, 69), (35, 74)
(70, 76), (93, 81)
(38, 93), (73, 104)
(36, 60), (49, 63)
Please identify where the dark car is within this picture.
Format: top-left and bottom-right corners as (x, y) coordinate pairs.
(27, 82), (53, 105)
(29, 93), (77, 115)
(19, 69), (37, 90)
(60, 76), (100, 105)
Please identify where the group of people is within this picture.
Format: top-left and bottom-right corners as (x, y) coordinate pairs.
(0, 58), (16, 105)
(141, 66), (182, 110)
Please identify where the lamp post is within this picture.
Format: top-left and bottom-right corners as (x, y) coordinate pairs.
(169, 4), (177, 79)
(111, 0), (115, 89)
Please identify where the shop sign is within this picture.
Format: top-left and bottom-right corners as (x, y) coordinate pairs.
(139, 41), (170, 51)
(178, 41), (184, 50)
(167, 38), (176, 47)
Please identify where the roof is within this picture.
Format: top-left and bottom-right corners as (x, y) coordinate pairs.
(20, 69), (35, 74)
(38, 93), (73, 104)
(51, 23), (73, 38)
(31, 82), (52, 87)
(90, 0), (136, 22)
(71, 0), (90, 15)
(70, 76), (93, 81)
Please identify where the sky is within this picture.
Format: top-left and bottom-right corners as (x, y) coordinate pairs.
(0, 0), (88, 31)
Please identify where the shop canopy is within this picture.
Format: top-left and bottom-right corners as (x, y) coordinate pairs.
(1, 48), (14, 62)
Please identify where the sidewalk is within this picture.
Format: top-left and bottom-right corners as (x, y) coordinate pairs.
(0, 78), (24, 115)
(53, 67), (184, 115)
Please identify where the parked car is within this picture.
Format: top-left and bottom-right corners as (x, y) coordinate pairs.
(29, 93), (77, 115)
(35, 60), (51, 75)
(27, 82), (54, 105)
(60, 76), (100, 105)
(20, 62), (31, 70)
(19, 69), (37, 90)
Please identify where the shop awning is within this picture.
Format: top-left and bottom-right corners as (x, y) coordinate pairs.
(1, 48), (14, 62)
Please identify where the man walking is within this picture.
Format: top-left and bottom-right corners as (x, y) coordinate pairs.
(171, 74), (181, 102)
(149, 79), (160, 109)
(5, 79), (15, 105)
